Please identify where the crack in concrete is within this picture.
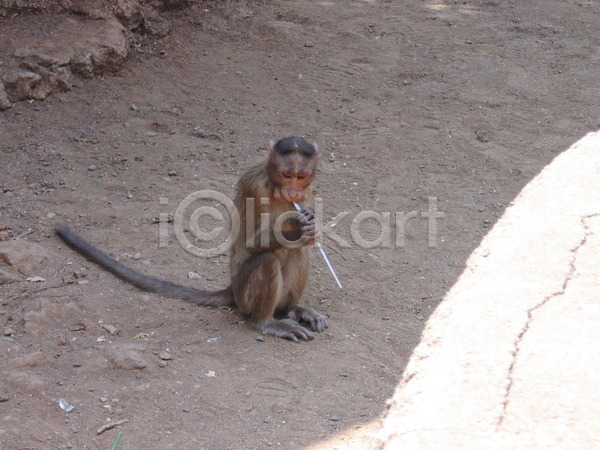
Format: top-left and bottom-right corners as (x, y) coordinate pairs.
(496, 213), (598, 429)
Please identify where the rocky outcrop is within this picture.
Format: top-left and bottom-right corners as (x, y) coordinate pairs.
(0, 0), (187, 110)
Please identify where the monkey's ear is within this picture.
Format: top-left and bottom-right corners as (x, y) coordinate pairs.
(268, 140), (276, 153)
(312, 142), (319, 154)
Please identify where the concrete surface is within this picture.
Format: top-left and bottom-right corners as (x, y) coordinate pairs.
(374, 130), (600, 448)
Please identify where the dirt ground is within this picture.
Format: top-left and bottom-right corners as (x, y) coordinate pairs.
(1, 0), (599, 448)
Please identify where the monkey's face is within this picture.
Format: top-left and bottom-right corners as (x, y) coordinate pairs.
(272, 170), (314, 203)
(267, 139), (318, 204)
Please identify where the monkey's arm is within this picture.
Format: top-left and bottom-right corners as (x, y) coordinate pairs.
(248, 206), (319, 252)
(245, 223), (305, 252)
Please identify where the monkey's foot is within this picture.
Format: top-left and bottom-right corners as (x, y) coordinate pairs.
(287, 306), (328, 333)
(259, 318), (314, 342)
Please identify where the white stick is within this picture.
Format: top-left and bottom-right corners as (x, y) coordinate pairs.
(294, 202), (343, 289)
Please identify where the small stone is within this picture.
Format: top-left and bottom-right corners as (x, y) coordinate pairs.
(255, 335), (265, 342)
(159, 351), (172, 361)
(73, 269), (88, 279)
(46, 212), (56, 219)
(132, 253), (141, 260)
(101, 324), (118, 336)
(475, 130), (490, 143)
(104, 343), (147, 370)
(167, 170), (178, 177)
(304, 41), (315, 48)
(69, 323), (86, 332)
(158, 360), (168, 368)
(88, 165), (97, 171)
(0, 396), (9, 402)
(329, 415), (341, 422)
(3, 327), (14, 336)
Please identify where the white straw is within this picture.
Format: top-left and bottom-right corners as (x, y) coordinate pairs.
(294, 202), (343, 289)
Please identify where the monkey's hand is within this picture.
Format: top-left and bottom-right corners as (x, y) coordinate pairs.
(297, 208), (320, 246)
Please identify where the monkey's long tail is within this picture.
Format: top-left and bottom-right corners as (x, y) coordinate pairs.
(55, 225), (234, 307)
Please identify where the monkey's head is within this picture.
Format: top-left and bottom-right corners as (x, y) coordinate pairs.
(267, 136), (318, 204)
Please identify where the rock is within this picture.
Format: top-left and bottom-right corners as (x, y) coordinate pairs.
(105, 343), (148, 370)
(0, 267), (21, 284)
(23, 300), (79, 337)
(3, 327), (14, 336)
(13, 351), (47, 368)
(475, 129), (491, 143)
(0, 239), (49, 275)
(2, 69), (41, 102)
(69, 323), (86, 332)
(0, 84), (11, 110)
(159, 350), (172, 361)
(73, 269), (88, 279)
(0, 15), (128, 109)
(101, 323), (119, 336)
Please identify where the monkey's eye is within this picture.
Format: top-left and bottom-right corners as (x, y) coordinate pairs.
(281, 173), (293, 179)
(296, 175), (306, 180)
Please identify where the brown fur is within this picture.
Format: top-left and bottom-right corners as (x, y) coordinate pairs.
(56, 137), (327, 341)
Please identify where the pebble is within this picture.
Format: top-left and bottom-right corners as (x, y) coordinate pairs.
(73, 269), (88, 279)
(159, 351), (172, 361)
(255, 335), (265, 342)
(329, 415), (341, 422)
(3, 327), (14, 336)
(104, 343), (147, 370)
(69, 323), (86, 331)
(46, 212), (56, 219)
(101, 324), (118, 336)
(87, 165), (97, 171)
(167, 170), (178, 177)
(158, 360), (168, 368)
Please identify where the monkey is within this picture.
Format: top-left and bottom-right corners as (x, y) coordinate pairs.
(56, 136), (327, 342)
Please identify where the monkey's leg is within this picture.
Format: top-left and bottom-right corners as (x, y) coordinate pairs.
(233, 252), (314, 342)
(280, 249), (328, 333)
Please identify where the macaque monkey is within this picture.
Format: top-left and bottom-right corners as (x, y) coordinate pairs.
(56, 136), (327, 341)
